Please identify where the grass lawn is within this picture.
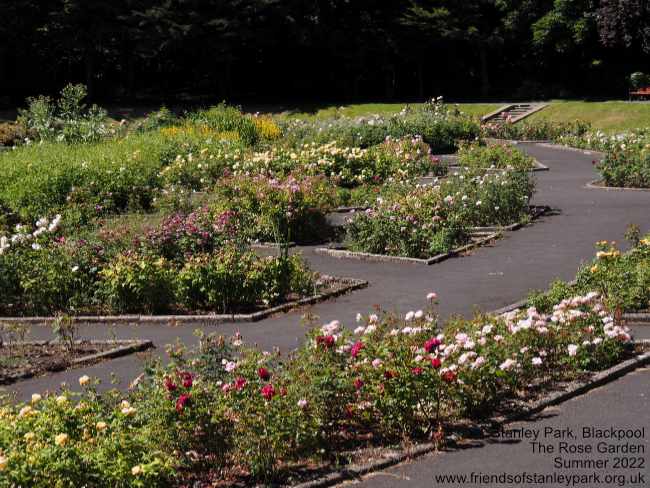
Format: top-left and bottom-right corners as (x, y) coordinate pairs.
(276, 102), (502, 120)
(527, 100), (650, 132)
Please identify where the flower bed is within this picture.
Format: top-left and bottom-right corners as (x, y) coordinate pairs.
(456, 141), (536, 171)
(0, 212), (323, 316)
(0, 289), (634, 486)
(281, 99), (480, 152)
(341, 169), (534, 259)
(528, 234), (650, 314)
(0, 339), (152, 385)
(481, 119), (591, 142)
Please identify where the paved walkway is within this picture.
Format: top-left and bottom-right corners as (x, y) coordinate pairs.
(4, 144), (650, 405)
(352, 367), (650, 488)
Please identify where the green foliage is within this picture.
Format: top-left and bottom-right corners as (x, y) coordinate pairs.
(187, 104), (260, 146)
(345, 169), (534, 258)
(177, 248), (314, 313)
(457, 141), (535, 171)
(597, 148), (650, 188)
(17, 84), (109, 144)
(210, 174), (336, 244)
(98, 253), (176, 313)
(0, 288), (631, 484)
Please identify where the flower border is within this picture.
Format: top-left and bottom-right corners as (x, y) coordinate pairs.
(0, 277), (368, 326)
(292, 342), (650, 488)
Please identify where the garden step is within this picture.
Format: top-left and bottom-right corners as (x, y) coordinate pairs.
(481, 103), (548, 125)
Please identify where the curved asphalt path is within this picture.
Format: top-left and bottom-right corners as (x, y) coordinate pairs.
(4, 143), (650, 407)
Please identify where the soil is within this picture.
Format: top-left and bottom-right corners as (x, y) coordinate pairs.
(0, 342), (119, 385)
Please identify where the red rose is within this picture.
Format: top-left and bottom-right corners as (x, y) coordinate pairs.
(316, 335), (335, 348)
(424, 338), (441, 353)
(442, 371), (457, 383)
(411, 367), (424, 376)
(350, 341), (364, 358)
(384, 370), (397, 380)
(257, 367), (271, 381)
(163, 376), (177, 392)
(261, 384), (276, 400)
(353, 378), (364, 390)
(430, 357), (442, 369)
(175, 394), (190, 413)
(234, 376), (247, 391)
(179, 372), (193, 388)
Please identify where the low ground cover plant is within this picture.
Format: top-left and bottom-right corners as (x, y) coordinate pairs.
(344, 169), (534, 258)
(456, 141), (535, 171)
(0, 287), (633, 486)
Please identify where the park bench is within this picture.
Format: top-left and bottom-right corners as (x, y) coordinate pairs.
(630, 86), (650, 100)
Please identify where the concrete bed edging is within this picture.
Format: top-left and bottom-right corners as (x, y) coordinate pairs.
(314, 233), (501, 266)
(584, 179), (650, 192)
(291, 344), (650, 488)
(0, 339), (153, 385)
(0, 278), (368, 326)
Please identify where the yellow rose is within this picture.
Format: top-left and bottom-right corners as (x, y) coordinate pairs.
(0, 455), (7, 471)
(54, 433), (69, 447)
(96, 421), (108, 432)
(131, 465), (143, 476)
(590, 265), (598, 273)
(78, 375), (90, 386)
(121, 406), (136, 417)
(18, 406), (33, 418)
(24, 432), (35, 442)
(56, 396), (68, 406)
(31, 393), (42, 404)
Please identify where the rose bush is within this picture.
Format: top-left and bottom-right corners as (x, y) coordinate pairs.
(0, 288), (632, 485)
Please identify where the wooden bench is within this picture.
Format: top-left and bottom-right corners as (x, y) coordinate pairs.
(630, 86), (650, 100)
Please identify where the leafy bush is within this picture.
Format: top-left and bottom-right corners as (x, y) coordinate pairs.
(456, 141), (535, 171)
(133, 106), (177, 133)
(176, 248), (314, 313)
(528, 236), (650, 313)
(98, 252), (176, 313)
(186, 104), (260, 146)
(597, 147), (650, 188)
(210, 174), (337, 243)
(17, 83), (109, 144)
(0, 289), (632, 485)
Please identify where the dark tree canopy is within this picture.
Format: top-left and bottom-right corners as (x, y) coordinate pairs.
(0, 0), (648, 104)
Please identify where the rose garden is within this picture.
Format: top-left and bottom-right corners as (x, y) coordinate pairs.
(0, 86), (648, 487)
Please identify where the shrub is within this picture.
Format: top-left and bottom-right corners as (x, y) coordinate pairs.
(597, 147), (650, 188)
(210, 174), (337, 244)
(176, 248), (314, 313)
(0, 288), (632, 485)
(456, 141), (535, 171)
(528, 236), (650, 313)
(187, 104), (259, 146)
(133, 106), (177, 133)
(0, 133), (172, 221)
(17, 83), (109, 144)
(98, 252), (176, 313)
